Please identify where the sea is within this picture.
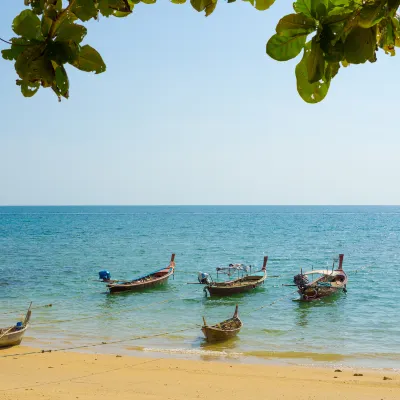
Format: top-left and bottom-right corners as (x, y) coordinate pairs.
(1, 206), (399, 369)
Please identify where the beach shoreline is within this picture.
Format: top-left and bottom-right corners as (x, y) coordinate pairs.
(1, 346), (399, 400)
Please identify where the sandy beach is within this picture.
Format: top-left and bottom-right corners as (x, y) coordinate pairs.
(0, 346), (399, 400)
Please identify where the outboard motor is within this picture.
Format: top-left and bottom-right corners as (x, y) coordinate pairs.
(293, 273), (309, 289)
(99, 270), (111, 282)
(198, 271), (210, 284)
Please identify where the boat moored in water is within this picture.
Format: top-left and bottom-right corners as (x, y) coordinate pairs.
(294, 254), (348, 301)
(201, 305), (242, 342)
(203, 256), (268, 297)
(103, 254), (175, 294)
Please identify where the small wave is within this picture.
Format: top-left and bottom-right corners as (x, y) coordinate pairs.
(261, 329), (286, 336)
(133, 346), (243, 358)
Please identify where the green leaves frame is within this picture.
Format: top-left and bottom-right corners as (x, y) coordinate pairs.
(2, 0), (400, 102)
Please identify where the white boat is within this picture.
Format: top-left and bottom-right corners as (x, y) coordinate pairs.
(0, 303), (32, 348)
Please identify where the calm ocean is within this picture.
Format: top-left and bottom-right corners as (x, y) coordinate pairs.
(1, 206), (399, 369)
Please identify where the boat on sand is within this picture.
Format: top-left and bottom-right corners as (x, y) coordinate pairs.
(0, 303), (32, 348)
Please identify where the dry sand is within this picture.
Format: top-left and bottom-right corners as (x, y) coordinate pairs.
(0, 346), (399, 400)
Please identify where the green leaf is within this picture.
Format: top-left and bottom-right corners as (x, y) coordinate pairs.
(41, 15), (52, 36)
(12, 9), (42, 40)
(310, 0), (328, 19)
(44, 4), (58, 20)
(2, 49), (15, 61)
(266, 33), (307, 61)
(15, 45), (54, 87)
(56, 23), (87, 43)
(55, 65), (69, 97)
(72, 0), (98, 22)
(253, 0), (275, 10)
(296, 46), (330, 103)
(98, 0), (114, 17)
(109, 0), (134, 10)
(319, 25), (344, 61)
(190, 0), (212, 11)
(388, 0), (400, 12)
(380, 20), (396, 56)
(47, 41), (79, 63)
(170, 0), (187, 3)
(325, 61), (340, 80)
(276, 13), (316, 36)
(205, 1), (217, 16)
(307, 37), (325, 83)
(344, 26), (375, 64)
(359, 3), (385, 29)
(17, 80), (40, 97)
(71, 45), (106, 74)
(293, 0), (313, 19)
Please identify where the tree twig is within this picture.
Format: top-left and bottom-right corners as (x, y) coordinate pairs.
(48, 0), (78, 39)
(0, 38), (12, 45)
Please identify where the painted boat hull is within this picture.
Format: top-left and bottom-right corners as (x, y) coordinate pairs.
(0, 326), (28, 348)
(201, 324), (241, 342)
(201, 305), (242, 342)
(108, 270), (173, 294)
(298, 284), (346, 301)
(205, 274), (266, 297)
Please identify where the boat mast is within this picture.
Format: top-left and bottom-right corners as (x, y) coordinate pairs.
(337, 254), (344, 270)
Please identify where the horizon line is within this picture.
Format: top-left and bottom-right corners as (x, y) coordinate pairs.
(0, 204), (399, 207)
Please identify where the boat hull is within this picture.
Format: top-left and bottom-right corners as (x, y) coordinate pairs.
(108, 270), (173, 294)
(201, 326), (241, 342)
(298, 284), (346, 301)
(0, 327), (28, 348)
(205, 274), (266, 297)
(201, 306), (242, 343)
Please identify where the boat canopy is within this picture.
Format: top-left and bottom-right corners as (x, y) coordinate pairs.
(302, 269), (344, 276)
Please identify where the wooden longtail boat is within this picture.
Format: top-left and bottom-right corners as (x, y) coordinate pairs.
(106, 254), (175, 294)
(0, 303), (32, 348)
(204, 256), (268, 297)
(201, 305), (242, 342)
(294, 254), (348, 301)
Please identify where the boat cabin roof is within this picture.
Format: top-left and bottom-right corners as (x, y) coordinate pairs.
(302, 269), (345, 276)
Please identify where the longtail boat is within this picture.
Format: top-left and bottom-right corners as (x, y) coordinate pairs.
(105, 254), (175, 294)
(0, 303), (32, 348)
(201, 305), (242, 342)
(294, 254), (348, 301)
(204, 256), (268, 297)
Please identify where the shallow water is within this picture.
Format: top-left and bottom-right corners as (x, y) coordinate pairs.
(1, 206), (399, 369)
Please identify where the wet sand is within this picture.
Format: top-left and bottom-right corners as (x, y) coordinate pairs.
(0, 346), (399, 400)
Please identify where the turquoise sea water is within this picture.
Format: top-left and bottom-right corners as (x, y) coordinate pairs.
(1, 206), (399, 369)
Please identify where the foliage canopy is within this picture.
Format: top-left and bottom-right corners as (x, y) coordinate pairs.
(2, 0), (400, 103)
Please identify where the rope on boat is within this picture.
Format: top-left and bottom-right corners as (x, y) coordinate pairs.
(0, 324), (202, 359)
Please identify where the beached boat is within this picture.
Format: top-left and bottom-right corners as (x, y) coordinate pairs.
(201, 305), (242, 342)
(294, 254), (348, 301)
(0, 303), (32, 348)
(203, 256), (268, 297)
(105, 254), (176, 294)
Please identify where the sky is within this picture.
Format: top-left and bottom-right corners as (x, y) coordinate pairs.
(0, 2), (399, 206)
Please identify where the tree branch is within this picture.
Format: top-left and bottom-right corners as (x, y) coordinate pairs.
(48, 0), (77, 39)
(0, 38), (12, 45)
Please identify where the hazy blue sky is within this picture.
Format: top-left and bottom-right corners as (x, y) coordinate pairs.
(0, 2), (399, 205)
